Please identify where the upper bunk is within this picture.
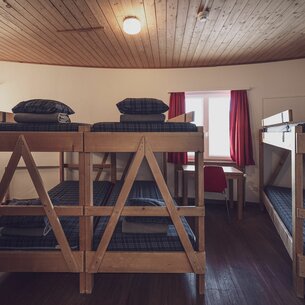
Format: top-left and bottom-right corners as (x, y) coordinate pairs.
(261, 109), (305, 152)
(85, 112), (204, 153)
(0, 111), (87, 152)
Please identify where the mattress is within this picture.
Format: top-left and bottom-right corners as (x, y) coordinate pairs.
(0, 181), (113, 250)
(0, 122), (86, 132)
(91, 122), (198, 132)
(264, 185), (305, 238)
(93, 180), (196, 251)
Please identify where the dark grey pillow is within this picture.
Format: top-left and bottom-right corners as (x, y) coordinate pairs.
(125, 198), (172, 224)
(12, 99), (75, 115)
(117, 98), (169, 114)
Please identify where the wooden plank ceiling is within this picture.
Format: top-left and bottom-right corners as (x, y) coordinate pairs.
(0, 0), (304, 68)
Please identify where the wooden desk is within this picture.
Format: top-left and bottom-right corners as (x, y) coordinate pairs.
(181, 165), (245, 220)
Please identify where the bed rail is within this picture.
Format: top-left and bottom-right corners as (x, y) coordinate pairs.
(260, 110), (305, 297)
(262, 109), (293, 127)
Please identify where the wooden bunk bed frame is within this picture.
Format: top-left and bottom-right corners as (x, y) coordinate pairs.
(0, 121), (90, 293)
(82, 122), (205, 294)
(0, 111), (204, 295)
(259, 109), (305, 297)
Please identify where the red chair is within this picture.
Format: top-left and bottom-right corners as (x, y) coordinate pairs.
(204, 165), (230, 220)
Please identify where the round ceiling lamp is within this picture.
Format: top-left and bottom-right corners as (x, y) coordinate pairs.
(123, 17), (141, 35)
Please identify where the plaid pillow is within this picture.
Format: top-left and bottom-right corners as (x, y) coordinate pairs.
(12, 99), (74, 114)
(116, 98), (169, 114)
(125, 198), (172, 224)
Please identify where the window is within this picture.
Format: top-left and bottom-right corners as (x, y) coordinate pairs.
(185, 91), (231, 160)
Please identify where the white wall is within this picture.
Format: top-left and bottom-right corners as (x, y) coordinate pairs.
(1, 59), (305, 202)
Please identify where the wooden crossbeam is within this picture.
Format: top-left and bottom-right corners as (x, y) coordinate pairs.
(0, 138), (22, 203)
(262, 109), (292, 127)
(95, 152), (109, 181)
(0, 205), (83, 216)
(88, 138), (145, 273)
(266, 150), (290, 186)
(84, 206), (205, 217)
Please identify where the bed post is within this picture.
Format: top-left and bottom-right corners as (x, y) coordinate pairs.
(111, 153), (117, 183)
(259, 129), (264, 211)
(79, 125), (94, 294)
(195, 126), (204, 295)
(59, 152), (65, 182)
(291, 125), (304, 298)
(162, 152), (167, 183)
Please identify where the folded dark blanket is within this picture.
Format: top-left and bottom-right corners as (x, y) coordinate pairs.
(122, 219), (168, 234)
(120, 114), (165, 122)
(14, 113), (71, 123)
(125, 198), (172, 224)
(0, 225), (51, 237)
(0, 198), (58, 229)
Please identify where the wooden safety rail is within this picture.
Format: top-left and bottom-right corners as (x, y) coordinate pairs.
(82, 126), (205, 295)
(259, 109), (305, 298)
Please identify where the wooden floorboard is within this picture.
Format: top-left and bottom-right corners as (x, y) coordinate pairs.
(0, 204), (305, 305)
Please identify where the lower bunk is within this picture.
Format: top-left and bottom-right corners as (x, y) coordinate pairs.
(85, 180), (205, 293)
(263, 186), (298, 257)
(263, 185), (305, 296)
(0, 180), (113, 273)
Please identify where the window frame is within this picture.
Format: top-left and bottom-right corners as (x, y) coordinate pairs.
(185, 91), (232, 162)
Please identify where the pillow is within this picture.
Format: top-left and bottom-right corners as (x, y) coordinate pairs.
(12, 99), (75, 115)
(116, 98), (169, 114)
(125, 198), (172, 224)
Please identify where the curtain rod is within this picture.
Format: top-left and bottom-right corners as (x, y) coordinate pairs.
(168, 88), (253, 93)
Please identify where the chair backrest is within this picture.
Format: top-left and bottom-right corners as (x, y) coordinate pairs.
(204, 166), (227, 193)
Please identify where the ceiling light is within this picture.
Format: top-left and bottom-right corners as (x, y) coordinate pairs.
(123, 17), (141, 35)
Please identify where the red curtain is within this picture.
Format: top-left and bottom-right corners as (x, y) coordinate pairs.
(230, 90), (255, 167)
(168, 92), (188, 164)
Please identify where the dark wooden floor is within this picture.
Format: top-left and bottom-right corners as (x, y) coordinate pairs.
(1, 204), (305, 305)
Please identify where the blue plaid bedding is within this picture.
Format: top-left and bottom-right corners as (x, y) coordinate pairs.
(48, 180), (113, 206)
(0, 181), (113, 250)
(93, 180), (196, 251)
(0, 122), (86, 132)
(91, 122), (198, 132)
(264, 185), (305, 242)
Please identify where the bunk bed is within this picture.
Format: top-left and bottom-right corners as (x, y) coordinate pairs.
(259, 109), (305, 298)
(0, 115), (113, 293)
(82, 117), (205, 295)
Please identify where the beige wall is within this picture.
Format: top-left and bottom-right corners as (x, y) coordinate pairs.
(1, 59), (305, 202)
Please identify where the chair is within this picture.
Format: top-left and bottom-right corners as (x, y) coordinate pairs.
(204, 165), (230, 220)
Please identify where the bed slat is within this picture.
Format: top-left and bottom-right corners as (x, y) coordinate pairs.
(0, 132), (83, 152)
(86, 251), (205, 273)
(84, 206), (205, 217)
(0, 252), (83, 272)
(85, 132), (203, 152)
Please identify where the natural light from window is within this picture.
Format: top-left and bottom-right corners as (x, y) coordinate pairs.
(185, 91), (230, 160)
(208, 96), (230, 157)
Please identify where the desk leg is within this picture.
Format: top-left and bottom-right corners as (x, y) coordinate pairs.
(183, 171), (188, 206)
(228, 179), (234, 209)
(237, 177), (243, 220)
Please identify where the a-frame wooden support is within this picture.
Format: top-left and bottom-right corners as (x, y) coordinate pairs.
(95, 152), (110, 181)
(88, 137), (204, 275)
(0, 136), (80, 272)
